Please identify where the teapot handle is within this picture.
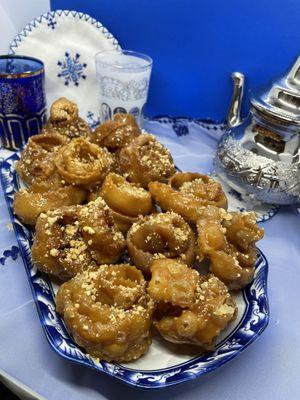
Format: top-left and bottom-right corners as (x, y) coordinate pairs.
(226, 72), (245, 129)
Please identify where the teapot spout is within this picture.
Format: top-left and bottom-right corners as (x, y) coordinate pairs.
(226, 72), (245, 129)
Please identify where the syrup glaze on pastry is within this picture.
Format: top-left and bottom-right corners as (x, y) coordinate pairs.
(89, 173), (153, 232)
(54, 138), (114, 188)
(56, 264), (155, 362)
(119, 134), (176, 188)
(197, 206), (264, 290)
(148, 258), (199, 308)
(89, 113), (141, 152)
(126, 212), (195, 274)
(148, 259), (237, 348)
(42, 97), (91, 138)
(13, 185), (86, 226)
(32, 198), (126, 280)
(15, 132), (67, 186)
(149, 172), (227, 223)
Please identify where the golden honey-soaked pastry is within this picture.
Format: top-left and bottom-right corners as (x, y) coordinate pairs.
(54, 138), (114, 188)
(15, 132), (67, 185)
(148, 259), (237, 348)
(149, 172), (227, 224)
(197, 206), (264, 290)
(119, 133), (176, 188)
(89, 113), (141, 152)
(126, 212), (195, 274)
(56, 264), (155, 362)
(148, 259), (199, 308)
(42, 97), (91, 138)
(91, 173), (153, 232)
(13, 185), (86, 226)
(32, 198), (126, 280)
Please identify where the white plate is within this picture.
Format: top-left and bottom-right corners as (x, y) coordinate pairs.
(9, 10), (121, 125)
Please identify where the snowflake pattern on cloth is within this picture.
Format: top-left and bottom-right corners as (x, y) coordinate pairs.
(57, 52), (87, 86)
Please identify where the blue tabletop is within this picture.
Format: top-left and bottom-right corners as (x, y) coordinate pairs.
(0, 119), (299, 400)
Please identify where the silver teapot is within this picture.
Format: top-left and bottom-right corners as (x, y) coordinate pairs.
(215, 57), (300, 205)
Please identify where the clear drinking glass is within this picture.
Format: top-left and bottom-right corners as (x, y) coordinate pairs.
(95, 50), (152, 126)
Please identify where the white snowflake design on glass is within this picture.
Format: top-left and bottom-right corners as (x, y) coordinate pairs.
(98, 75), (149, 101)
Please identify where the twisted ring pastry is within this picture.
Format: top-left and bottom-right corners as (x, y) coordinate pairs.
(148, 259), (237, 348)
(119, 134), (176, 188)
(54, 138), (114, 188)
(149, 172), (227, 223)
(197, 206), (264, 290)
(56, 264), (155, 362)
(89, 113), (141, 152)
(13, 185), (86, 226)
(90, 173), (153, 232)
(15, 132), (67, 185)
(126, 212), (195, 274)
(32, 198), (126, 280)
(42, 97), (91, 138)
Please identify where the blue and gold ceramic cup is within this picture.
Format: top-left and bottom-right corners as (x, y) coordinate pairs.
(0, 55), (47, 149)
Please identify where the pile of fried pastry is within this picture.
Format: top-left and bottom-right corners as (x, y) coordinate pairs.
(13, 97), (264, 363)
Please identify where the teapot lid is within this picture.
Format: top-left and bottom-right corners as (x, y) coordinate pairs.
(250, 56), (300, 127)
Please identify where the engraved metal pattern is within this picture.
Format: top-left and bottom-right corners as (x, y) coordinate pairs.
(215, 133), (300, 204)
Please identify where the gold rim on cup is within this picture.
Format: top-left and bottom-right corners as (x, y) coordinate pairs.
(0, 55), (44, 79)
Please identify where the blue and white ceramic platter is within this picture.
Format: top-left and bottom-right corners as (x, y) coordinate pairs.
(9, 10), (121, 128)
(1, 148), (269, 389)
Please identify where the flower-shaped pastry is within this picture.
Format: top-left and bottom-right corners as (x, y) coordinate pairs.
(56, 264), (155, 362)
(54, 138), (114, 188)
(15, 132), (67, 185)
(42, 97), (91, 138)
(32, 198), (126, 280)
(197, 206), (264, 290)
(119, 134), (176, 188)
(149, 172), (227, 223)
(148, 259), (237, 348)
(126, 212), (195, 274)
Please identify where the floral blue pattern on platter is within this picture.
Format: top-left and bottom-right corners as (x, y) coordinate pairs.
(57, 52), (87, 87)
(0, 150), (269, 389)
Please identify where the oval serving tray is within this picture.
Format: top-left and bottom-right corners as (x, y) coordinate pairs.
(0, 150), (269, 389)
